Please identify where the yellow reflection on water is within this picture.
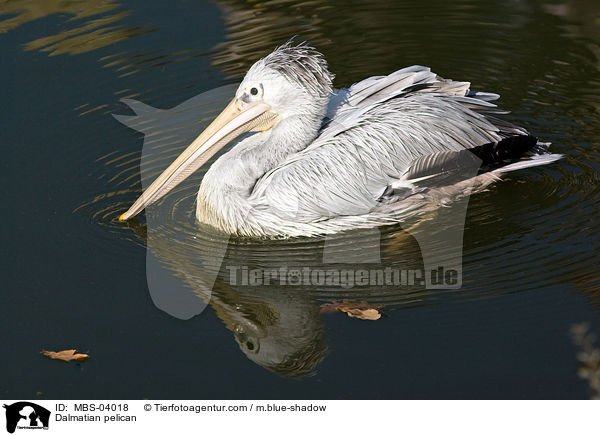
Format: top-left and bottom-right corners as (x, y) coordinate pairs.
(0, 0), (120, 32)
(0, 0), (148, 56)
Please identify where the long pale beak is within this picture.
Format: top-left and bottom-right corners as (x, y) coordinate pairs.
(119, 99), (279, 221)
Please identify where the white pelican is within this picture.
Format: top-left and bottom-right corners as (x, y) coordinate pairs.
(119, 41), (560, 237)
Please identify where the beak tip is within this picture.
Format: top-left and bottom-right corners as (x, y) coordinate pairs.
(118, 213), (127, 222)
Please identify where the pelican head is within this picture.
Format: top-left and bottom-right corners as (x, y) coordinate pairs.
(119, 42), (334, 221)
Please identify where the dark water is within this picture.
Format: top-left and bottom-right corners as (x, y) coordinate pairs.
(2, 0), (600, 399)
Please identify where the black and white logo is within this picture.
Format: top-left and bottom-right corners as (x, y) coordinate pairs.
(3, 402), (50, 433)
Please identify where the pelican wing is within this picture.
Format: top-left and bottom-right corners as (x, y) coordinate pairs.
(249, 68), (526, 223)
(325, 65), (500, 123)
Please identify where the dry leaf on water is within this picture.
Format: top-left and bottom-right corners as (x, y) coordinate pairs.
(320, 300), (382, 321)
(40, 349), (89, 363)
(343, 308), (382, 320)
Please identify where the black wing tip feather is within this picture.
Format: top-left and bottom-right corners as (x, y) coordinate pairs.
(469, 135), (539, 167)
(378, 134), (551, 204)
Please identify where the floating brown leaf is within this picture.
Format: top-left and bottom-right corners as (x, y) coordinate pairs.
(40, 349), (89, 363)
(343, 308), (382, 320)
(320, 300), (382, 320)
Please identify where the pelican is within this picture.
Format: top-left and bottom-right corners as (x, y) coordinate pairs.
(119, 41), (560, 237)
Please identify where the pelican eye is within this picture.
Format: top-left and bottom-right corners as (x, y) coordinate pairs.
(250, 87), (258, 96)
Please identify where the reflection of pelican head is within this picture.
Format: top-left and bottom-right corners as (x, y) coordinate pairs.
(126, 209), (330, 377)
(214, 286), (328, 378)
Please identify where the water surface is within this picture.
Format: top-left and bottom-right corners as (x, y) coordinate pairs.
(2, 0), (600, 399)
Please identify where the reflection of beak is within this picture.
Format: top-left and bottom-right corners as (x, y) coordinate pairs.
(119, 98), (279, 221)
